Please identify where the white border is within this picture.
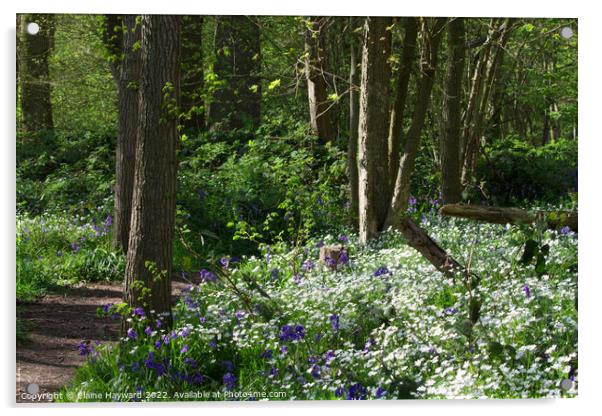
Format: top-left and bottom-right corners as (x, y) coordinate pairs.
(2, 1), (600, 415)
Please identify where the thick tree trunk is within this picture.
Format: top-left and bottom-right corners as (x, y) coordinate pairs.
(348, 17), (360, 223)
(387, 17), (418, 193)
(125, 15), (181, 325)
(384, 18), (446, 230)
(440, 204), (578, 232)
(441, 17), (466, 204)
(113, 15), (141, 253)
(180, 15), (205, 131)
(357, 16), (393, 243)
(305, 17), (335, 143)
(18, 13), (55, 132)
(209, 16), (260, 131)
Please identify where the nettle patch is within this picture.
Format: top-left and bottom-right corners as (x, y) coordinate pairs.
(64, 217), (577, 401)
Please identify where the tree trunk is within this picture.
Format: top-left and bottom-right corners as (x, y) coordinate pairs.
(305, 17), (335, 143)
(125, 15), (181, 325)
(18, 14), (55, 132)
(440, 204), (578, 232)
(348, 17), (360, 223)
(209, 16), (260, 131)
(357, 16), (393, 243)
(180, 15), (205, 131)
(387, 17), (418, 193)
(441, 17), (465, 204)
(384, 18), (446, 229)
(113, 15), (141, 253)
(461, 19), (513, 185)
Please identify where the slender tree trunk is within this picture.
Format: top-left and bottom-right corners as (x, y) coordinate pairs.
(358, 16), (393, 243)
(348, 17), (360, 223)
(305, 17), (335, 143)
(18, 14), (55, 132)
(384, 18), (446, 229)
(113, 15), (141, 253)
(387, 17), (418, 193)
(461, 19), (513, 184)
(209, 16), (260, 131)
(441, 17), (466, 204)
(180, 15), (205, 131)
(125, 15), (181, 325)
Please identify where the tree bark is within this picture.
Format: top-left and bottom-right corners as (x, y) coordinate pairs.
(357, 16), (393, 243)
(441, 17), (466, 204)
(305, 17), (335, 143)
(180, 15), (205, 131)
(387, 17), (418, 193)
(394, 217), (464, 275)
(209, 16), (261, 131)
(461, 19), (513, 185)
(124, 15), (181, 325)
(113, 15), (141, 253)
(384, 18), (446, 230)
(440, 204), (578, 232)
(18, 13), (55, 132)
(348, 17), (361, 223)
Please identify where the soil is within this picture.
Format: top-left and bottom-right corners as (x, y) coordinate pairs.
(16, 279), (192, 403)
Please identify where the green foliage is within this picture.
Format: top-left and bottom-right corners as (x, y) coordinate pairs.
(477, 138), (577, 204)
(16, 211), (123, 300)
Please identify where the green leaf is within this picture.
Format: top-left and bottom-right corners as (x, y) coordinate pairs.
(268, 79), (281, 90)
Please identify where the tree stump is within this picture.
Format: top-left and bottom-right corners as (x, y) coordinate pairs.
(319, 245), (346, 266)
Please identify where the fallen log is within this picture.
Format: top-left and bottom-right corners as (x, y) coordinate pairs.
(394, 217), (464, 276)
(440, 204), (578, 232)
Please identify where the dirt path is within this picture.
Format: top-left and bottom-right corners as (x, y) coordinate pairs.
(16, 280), (191, 403)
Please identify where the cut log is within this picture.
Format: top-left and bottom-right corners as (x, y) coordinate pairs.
(440, 204), (578, 232)
(394, 217), (464, 276)
(319, 245), (346, 265)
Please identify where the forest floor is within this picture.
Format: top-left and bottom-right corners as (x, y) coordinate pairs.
(16, 279), (191, 403)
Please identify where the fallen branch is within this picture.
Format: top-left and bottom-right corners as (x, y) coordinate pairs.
(440, 204), (578, 232)
(394, 216), (464, 276)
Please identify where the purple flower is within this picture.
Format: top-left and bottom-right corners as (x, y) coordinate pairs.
(560, 226), (571, 235)
(363, 337), (375, 353)
(77, 341), (92, 356)
(407, 196), (417, 212)
(523, 284), (531, 298)
(324, 350), (335, 365)
(131, 361), (140, 372)
(339, 235), (349, 243)
(329, 314), (340, 331)
(310, 364), (321, 379)
(154, 340), (162, 349)
(325, 256), (337, 268)
(444, 307), (458, 315)
(102, 303), (114, 313)
(280, 345), (287, 354)
(260, 349), (273, 359)
(301, 260), (315, 271)
(346, 383), (367, 400)
(180, 345), (189, 354)
(270, 268), (280, 280)
(335, 386), (345, 397)
(133, 307), (146, 318)
(279, 324), (305, 342)
(292, 273), (302, 285)
(375, 386), (386, 399)
(338, 250), (349, 265)
(219, 257), (229, 268)
(199, 269), (217, 282)
(70, 242), (80, 253)
(105, 215), (113, 228)
(144, 326), (152, 336)
(156, 319), (162, 329)
(269, 365), (278, 377)
(126, 328), (137, 340)
(209, 340), (217, 349)
(374, 266), (390, 277)
(316, 240), (324, 248)
(223, 372), (236, 391)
